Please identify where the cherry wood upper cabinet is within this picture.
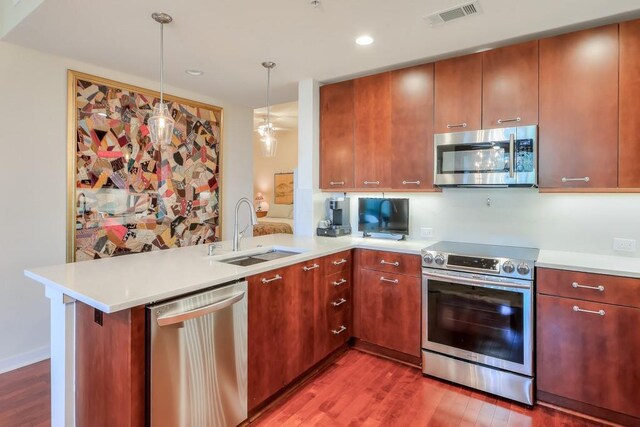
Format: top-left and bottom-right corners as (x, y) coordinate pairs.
(434, 53), (482, 133)
(538, 25), (619, 189)
(320, 81), (355, 190)
(354, 73), (392, 189)
(619, 19), (640, 188)
(390, 64), (435, 190)
(482, 41), (539, 128)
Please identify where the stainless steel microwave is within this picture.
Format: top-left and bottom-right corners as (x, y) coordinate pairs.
(434, 125), (538, 187)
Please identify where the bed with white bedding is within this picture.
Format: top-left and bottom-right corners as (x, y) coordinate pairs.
(253, 204), (294, 236)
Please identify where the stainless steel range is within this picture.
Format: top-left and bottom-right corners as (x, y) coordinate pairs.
(421, 241), (539, 405)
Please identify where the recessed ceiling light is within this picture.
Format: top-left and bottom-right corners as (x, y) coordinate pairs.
(185, 69), (204, 76)
(356, 35), (374, 46)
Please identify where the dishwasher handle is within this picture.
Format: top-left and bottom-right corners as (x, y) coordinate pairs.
(157, 291), (246, 326)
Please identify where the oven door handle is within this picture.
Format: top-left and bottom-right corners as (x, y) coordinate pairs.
(423, 271), (531, 290)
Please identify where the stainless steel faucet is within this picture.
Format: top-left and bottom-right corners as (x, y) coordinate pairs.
(233, 197), (258, 251)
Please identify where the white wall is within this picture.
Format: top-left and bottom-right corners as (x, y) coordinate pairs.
(0, 41), (253, 372)
(253, 128), (298, 206)
(337, 189), (640, 256)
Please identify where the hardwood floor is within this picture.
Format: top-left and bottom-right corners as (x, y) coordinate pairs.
(252, 351), (610, 427)
(0, 360), (50, 427)
(0, 352), (612, 427)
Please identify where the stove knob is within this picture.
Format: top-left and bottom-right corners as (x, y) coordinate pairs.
(423, 253), (434, 264)
(502, 261), (515, 274)
(434, 254), (445, 265)
(517, 263), (530, 276)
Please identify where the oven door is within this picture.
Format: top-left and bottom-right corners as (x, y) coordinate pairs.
(434, 125), (537, 187)
(422, 269), (533, 376)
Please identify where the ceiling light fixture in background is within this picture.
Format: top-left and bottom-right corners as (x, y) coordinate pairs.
(260, 61), (277, 157)
(356, 35), (374, 46)
(148, 12), (175, 147)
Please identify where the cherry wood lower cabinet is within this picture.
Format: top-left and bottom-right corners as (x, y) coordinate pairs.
(76, 302), (145, 427)
(537, 269), (640, 425)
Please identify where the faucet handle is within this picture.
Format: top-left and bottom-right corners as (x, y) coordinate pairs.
(208, 244), (218, 256)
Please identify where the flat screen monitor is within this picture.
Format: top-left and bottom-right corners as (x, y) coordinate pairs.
(358, 198), (409, 236)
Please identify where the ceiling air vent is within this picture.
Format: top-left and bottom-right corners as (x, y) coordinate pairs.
(425, 1), (482, 26)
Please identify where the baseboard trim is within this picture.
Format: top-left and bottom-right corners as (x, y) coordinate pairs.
(537, 391), (640, 427)
(352, 338), (421, 368)
(0, 346), (51, 374)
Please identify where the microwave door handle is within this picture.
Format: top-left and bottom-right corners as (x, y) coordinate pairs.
(423, 271), (530, 290)
(509, 133), (515, 179)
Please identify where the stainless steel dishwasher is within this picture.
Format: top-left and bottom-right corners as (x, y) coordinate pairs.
(147, 280), (248, 427)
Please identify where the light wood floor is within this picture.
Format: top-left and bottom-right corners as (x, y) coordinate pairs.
(0, 359), (50, 427)
(252, 350), (607, 427)
(0, 352), (607, 427)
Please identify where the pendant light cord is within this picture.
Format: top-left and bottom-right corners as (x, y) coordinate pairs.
(160, 22), (164, 105)
(266, 67), (271, 127)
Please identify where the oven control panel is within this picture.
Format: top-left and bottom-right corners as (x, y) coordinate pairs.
(421, 250), (535, 281)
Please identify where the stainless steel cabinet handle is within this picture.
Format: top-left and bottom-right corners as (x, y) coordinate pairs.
(497, 117), (521, 124)
(363, 181), (380, 185)
(302, 264), (320, 271)
(331, 325), (347, 335)
(562, 177), (590, 183)
(572, 282), (604, 292)
(508, 133), (515, 178)
(380, 276), (399, 284)
(446, 123), (467, 129)
(332, 258), (347, 266)
(157, 292), (246, 326)
(331, 298), (347, 307)
(380, 260), (400, 267)
(402, 180), (421, 185)
(332, 278), (347, 287)
(261, 274), (282, 284)
(329, 181), (345, 186)
(573, 305), (605, 316)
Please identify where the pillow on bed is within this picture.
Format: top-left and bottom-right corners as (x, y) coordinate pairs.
(267, 204), (293, 218)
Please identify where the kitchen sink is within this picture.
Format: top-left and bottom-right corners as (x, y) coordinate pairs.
(220, 249), (301, 266)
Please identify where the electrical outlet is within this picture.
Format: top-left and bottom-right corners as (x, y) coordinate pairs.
(420, 227), (434, 238)
(613, 238), (637, 253)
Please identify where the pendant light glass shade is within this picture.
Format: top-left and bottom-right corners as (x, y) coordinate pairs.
(260, 61), (277, 157)
(149, 12), (175, 147)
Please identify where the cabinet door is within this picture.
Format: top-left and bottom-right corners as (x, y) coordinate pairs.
(619, 19), (640, 188)
(390, 64), (435, 190)
(434, 53), (482, 133)
(354, 73), (392, 189)
(539, 25), (619, 189)
(537, 294), (640, 418)
(320, 81), (354, 190)
(483, 40), (539, 128)
(248, 267), (291, 409)
(357, 269), (421, 357)
(293, 259), (321, 374)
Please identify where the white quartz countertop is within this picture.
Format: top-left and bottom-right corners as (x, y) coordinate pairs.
(25, 234), (640, 313)
(536, 249), (640, 278)
(24, 234), (433, 313)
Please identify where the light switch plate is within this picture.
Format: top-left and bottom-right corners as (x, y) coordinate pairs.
(613, 238), (637, 253)
(421, 227), (434, 238)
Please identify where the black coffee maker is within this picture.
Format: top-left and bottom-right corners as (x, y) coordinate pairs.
(317, 197), (352, 237)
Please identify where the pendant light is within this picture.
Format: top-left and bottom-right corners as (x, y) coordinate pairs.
(260, 61), (277, 157)
(148, 12), (175, 147)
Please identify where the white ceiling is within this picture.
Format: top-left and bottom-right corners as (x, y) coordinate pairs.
(254, 101), (299, 133)
(3, 0), (640, 107)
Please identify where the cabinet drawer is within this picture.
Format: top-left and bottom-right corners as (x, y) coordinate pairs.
(358, 249), (421, 277)
(537, 268), (640, 308)
(325, 271), (350, 298)
(537, 294), (640, 418)
(326, 301), (351, 344)
(323, 250), (352, 275)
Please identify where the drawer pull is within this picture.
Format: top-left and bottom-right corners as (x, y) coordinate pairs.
(380, 276), (399, 284)
(331, 325), (347, 335)
(332, 278), (347, 287)
(363, 181), (380, 185)
(332, 258), (347, 266)
(329, 181), (345, 186)
(573, 305), (605, 316)
(446, 122), (467, 129)
(331, 298), (347, 307)
(302, 263), (320, 271)
(380, 260), (400, 267)
(561, 177), (590, 183)
(261, 274), (282, 284)
(571, 282), (604, 292)
(497, 117), (521, 124)
(402, 180), (421, 185)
